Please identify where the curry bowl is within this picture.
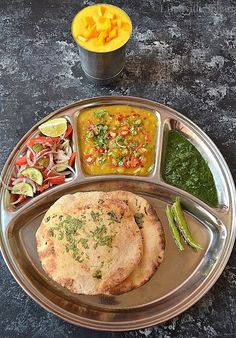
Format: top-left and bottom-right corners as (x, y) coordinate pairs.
(0, 96), (235, 330)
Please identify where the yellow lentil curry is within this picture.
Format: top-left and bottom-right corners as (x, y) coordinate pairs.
(77, 105), (157, 176)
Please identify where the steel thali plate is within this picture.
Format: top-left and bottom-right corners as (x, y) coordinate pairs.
(0, 96), (235, 331)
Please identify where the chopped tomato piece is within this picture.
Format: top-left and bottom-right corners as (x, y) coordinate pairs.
(95, 148), (104, 154)
(15, 156), (27, 166)
(47, 176), (65, 185)
(37, 182), (50, 193)
(63, 125), (73, 139)
(120, 126), (129, 136)
(69, 152), (76, 166)
(117, 114), (124, 121)
(12, 194), (27, 205)
(41, 169), (48, 179)
(123, 157), (140, 168)
(19, 195), (27, 204)
(83, 154), (96, 164)
(27, 137), (60, 147)
(41, 169), (58, 179)
(15, 152), (34, 166)
(130, 157), (140, 168)
(123, 158), (131, 168)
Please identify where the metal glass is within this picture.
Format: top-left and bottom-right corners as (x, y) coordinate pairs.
(78, 44), (126, 84)
(0, 96), (235, 331)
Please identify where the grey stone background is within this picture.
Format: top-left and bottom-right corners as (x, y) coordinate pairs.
(0, 0), (235, 337)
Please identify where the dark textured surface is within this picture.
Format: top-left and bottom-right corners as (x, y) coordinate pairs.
(0, 0), (235, 337)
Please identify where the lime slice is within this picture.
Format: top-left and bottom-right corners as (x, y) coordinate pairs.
(21, 168), (43, 185)
(39, 118), (67, 137)
(11, 182), (34, 197)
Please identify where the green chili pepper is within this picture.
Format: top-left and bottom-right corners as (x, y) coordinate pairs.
(166, 205), (184, 251)
(172, 197), (203, 250)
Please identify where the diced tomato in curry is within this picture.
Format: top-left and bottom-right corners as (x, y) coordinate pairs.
(77, 105), (157, 176)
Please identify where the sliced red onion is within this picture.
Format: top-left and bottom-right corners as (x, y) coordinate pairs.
(26, 149), (34, 166)
(65, 164), (76, 175)
(15, 165), (20, 176)
(27, 144), (35, 154)
(11, 196), (24, 205)
(51, 144), (58, 152)
(19, 164), (27, 172)
(47, 164), (76, 176)
(44, 176), (59, 182)
(0, 176), (13, 191)
(12, 177), (26, 185)
(44, 142), (55, 147)
(36, 150), (57, 163)
(24, 178), (36, 193)
(63, 144), (72, 158)
(11, 177), (36, 193)
(64, 145), (70, 155)
(46, 153), (54, 171)
(61, 129), (69, 140)
(60, 139), (69, 150)
(67, 147), (72, 158)
(56, 157), (71, 164)
(54, 149), (71, 163)
(16, 164), (27, 177)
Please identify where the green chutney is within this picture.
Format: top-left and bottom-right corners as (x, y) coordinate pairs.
(163, 130), (218, 207)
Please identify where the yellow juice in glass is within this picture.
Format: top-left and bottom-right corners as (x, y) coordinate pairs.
(71, 4), (132, 82)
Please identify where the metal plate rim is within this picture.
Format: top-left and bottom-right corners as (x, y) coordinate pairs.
(0, 96), (235, 331)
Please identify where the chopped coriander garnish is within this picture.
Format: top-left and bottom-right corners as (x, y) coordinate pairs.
(118, 156), (125, 166)
(116, 135), (127, 148)
(47, 228), (54, 236)
(107, 210), (121, 223)
(92, 269), (102, 279)
(134, 119), (142, 126)
(94, 110), (107, 118)
(130, 126), (137, 136)
(134, 213), (144, 228)
(90, 225), (113, 249)
(86, 130), (94, 139)
(79, 238), (89, 249)
(49, 215), (86, 262)
(91, 211), (102, 223)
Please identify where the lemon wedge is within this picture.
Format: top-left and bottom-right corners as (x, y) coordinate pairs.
(39, 118), (67, 137)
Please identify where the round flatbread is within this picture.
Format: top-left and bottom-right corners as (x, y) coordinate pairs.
(36, 192), (143, 295)
(107, 191), (165, 294)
